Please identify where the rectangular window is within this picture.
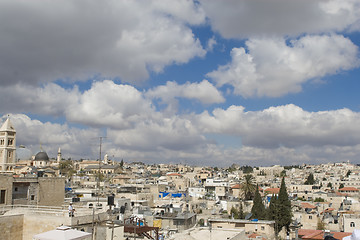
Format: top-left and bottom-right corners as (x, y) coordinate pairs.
(31, 195), (35, 201)
(0, 190), (6, 204)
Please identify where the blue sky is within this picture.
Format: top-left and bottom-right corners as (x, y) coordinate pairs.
(1, 0), (360, 167)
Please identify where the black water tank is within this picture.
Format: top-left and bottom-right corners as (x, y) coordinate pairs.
(108, 195), (114, 206)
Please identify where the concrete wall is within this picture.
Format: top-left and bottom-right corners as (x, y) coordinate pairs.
(0, 214), (23, 240)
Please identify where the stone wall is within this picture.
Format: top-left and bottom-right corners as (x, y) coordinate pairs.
(0, 214), (23, 240)
(0, 174), (13, 205)
(38, 177), (65, 206)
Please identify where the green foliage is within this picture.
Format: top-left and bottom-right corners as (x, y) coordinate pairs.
(266, 194), (278, 221)
(327, 182), (333, 189)
(239, 202), (245, 219)
(198, 219), (205, 227)
(346, 170), (351, 177)
(251, 185), (266, 220)
(317, 219), (326, 230)
(120, 159), (124, 168)
(304, 173), (315, 185)
(339, 183), (345, 189)
(314, 197), (325, 202)
(283, 165), (300, 170)
(59, 160), (76, 179)
(280, 170), (286, 177)
(241, 174), (256, 200)
(214, 167), (219, 172)
(240, 165), (253, 174)
(230, 206), (239, 219)
(277, 177), (292, 233)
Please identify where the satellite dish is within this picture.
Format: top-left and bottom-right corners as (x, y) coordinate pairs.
(245, 213), (252, 220)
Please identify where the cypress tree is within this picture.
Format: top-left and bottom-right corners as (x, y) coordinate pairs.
(239, 201), (245, 219)
(277, 177), (292, 232)
(251, 185), (265, 219)
(266, 194), (277, 221)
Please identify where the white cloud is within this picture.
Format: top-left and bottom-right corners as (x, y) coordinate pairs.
(200, 0), (360, 39)
(195, 104), (360, 148)
(65, 80), (158, 129)
(146, 80), (225, 113)
(0, 0), (206, 86)
(207, 35), (359, 97)
(2, 114), (101, 160)
(206, 36), (217, 51)
(4, 102), (360, 166)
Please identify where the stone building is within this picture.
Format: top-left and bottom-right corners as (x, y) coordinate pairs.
(0, 117), (16, 172)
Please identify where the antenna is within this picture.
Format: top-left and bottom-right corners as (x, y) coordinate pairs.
(97, 137), (106, 205)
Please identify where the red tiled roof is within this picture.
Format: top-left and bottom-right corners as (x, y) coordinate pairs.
(166, 173), (182, 176)
(299, 229), (351, 240)
(301, 202), (317, 209)
(231, 184), (241, 189)
(248, 233), (266, 240)
(264, 188), (280, 194)
(339, 187), (359, 192)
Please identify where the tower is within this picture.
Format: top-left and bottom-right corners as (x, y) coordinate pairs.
(57, 147), (61, 163)
(0, 117), (16, 172)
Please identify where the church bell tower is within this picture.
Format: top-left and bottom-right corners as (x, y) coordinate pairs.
(0, 117), (16, 172)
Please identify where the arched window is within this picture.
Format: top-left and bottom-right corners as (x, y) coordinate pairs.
(351, 222), (355, 227)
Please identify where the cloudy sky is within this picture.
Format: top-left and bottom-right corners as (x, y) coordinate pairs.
(1, 0), (360, 167)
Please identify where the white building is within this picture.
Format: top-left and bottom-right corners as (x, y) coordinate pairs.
(0, 117), (16, 172)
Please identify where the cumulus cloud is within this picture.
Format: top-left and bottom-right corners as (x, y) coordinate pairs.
(66, 80), (158, 129)
(200, 0), (360, 38)
(4, 103), (360, 166)
(146, 80), (225, 113)
(207, 35), (359, 97)
(195, 104), (360, 148)
(0, 0), (206, 86)
(2, 114), (101, 159)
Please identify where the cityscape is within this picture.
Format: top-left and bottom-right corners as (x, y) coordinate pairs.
(1, 0), (360, 240)
(1, 117), (360, 240)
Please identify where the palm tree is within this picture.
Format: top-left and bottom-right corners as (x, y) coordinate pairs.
(241, 174), (256, 200)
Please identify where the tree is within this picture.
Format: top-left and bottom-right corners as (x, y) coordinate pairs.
(339, 183), (345, 189)
(304, 173), (315, 185)
(239, 202), (245, 219)
(277, 177), (292, 233)
(267, 194), (278, 221)
(317, 218), (326, 230)
(280, 170), (286, 177)
(251, 185), (266, 220)
(59, 160), (76, 179)
(241, 174), (256, 200)
(346, 170), (351, 177)
(120, 159), (124, 168)
(241, 165), (253, 174)
(327, 182), (333, 189)
(230, 206), (239, 219)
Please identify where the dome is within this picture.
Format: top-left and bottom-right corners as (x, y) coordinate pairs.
(34, 151), (49, 161)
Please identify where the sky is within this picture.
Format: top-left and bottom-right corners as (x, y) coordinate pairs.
(1, 0), (360, 167)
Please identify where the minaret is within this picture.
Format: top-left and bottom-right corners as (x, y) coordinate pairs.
(57, 147), (61, 163)
(0, 117), (16, 172)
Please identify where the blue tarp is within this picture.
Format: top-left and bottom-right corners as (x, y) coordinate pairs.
(159, 192), (186, 198)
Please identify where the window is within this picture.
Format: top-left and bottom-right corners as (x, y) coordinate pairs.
(0, 190), (6, 204)
(0, 139), (4, 145)
(309, 216), (312, 220)
(31, 195), (35, 201)
(351, 222), (355, 227)
(261, 226), (265, 230)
